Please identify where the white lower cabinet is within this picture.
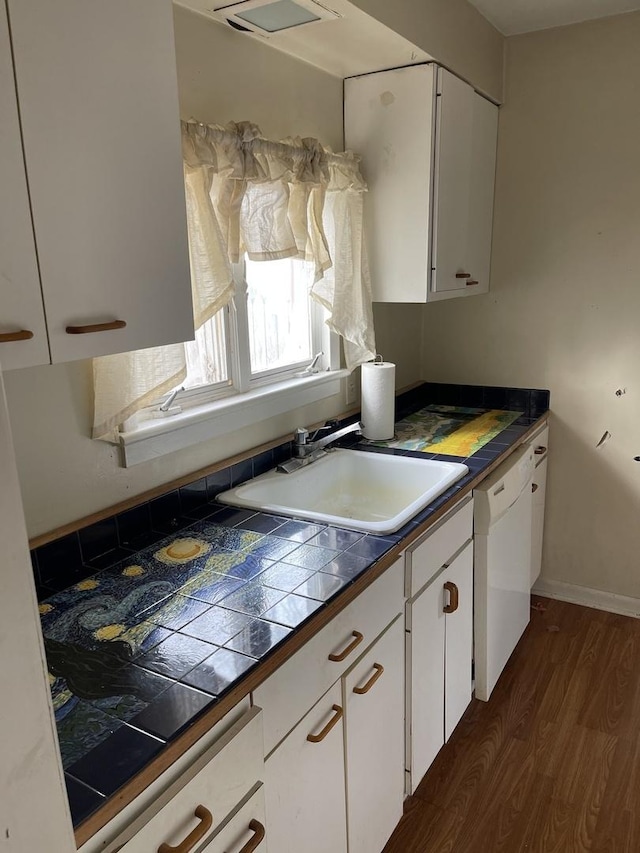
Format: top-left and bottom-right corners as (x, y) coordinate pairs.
(264, 681), (348, 853)
(104, 707), (265, 853)
(204, 785), (267, 853)
(406, 539), (474, 793)
(343, 616), (405, 853)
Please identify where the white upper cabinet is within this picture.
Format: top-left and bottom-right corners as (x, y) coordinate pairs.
(3, 0), (194, 366)
(345, 63), (498, 303)
(0, 1), (49, 370)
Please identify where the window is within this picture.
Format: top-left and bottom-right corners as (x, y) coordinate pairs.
(156, 256), (334, 412)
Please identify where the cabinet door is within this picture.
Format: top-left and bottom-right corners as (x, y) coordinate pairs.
(443, 542), (473, 741)
(465, 92), (498, 295)
(204, 786), (268, 853)
(0, 2), (49, 370)
(8, 0), (194, 363)
(264, 682), (347, 853)
(344, 65), (435, 303)
(344, 617), (405, 853)
(406, 570), (446, 792)
(531, 458), (548, 586)
(431, 68), (474, 295)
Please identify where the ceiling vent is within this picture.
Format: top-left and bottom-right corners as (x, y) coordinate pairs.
(210, 0), (340, 35)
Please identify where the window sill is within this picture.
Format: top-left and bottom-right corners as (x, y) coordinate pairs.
(119, 369), (348, 467)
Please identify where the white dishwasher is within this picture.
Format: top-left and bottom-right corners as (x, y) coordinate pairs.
(473, 444), (534, 701)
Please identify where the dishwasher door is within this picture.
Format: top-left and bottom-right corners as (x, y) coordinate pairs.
(473, 445), (534, 702)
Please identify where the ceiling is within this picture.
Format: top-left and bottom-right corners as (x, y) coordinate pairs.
(467, 0), (640, 35)
(175, 0), (432, 78)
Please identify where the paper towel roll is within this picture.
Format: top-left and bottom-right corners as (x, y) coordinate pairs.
(361, 361), (396, 440)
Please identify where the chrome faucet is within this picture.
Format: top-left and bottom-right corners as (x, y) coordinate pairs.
(277, 421), (364, 473)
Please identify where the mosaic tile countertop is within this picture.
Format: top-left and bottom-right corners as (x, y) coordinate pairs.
(370, 405), (523, 457)
(36, 385), (549, 828)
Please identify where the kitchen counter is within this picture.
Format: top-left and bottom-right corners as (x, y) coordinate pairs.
(32, 382), (549, 843)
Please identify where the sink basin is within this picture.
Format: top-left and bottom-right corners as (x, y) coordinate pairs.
(217, 449), (468, 534)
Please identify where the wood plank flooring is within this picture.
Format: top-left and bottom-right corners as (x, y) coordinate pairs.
(383, 597), (640, 853)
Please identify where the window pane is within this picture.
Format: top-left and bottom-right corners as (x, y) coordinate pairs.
(246, 257), (313, 375)
(183, 308), (229, 389)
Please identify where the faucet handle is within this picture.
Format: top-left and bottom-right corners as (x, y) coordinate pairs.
(294, 427), (309, 446)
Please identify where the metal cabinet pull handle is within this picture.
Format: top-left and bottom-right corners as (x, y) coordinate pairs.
(466, 280), (479, 286)
(456, 272), (471, 278)
(0, 329), (34, 343)
(158, 805), (214, 853)
(534, 446), (547, 455)
(307, 704), (343, 743)
(353, 663), (385, 695)
(532, 483), (539, 493)
(328, 630), (363, 662)
(229, 819), (266, 853)
(443, 581), (459, 614)
(66, 319), (126, 335)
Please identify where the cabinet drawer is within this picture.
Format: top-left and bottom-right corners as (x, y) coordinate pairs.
(406, 496), (473, 598)
(111, 707), (264, 853)
(205, 785), (267, 853)
(254, 558), (404, 756)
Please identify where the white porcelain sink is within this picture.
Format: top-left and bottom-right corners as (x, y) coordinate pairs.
(217, 449), (468, 534)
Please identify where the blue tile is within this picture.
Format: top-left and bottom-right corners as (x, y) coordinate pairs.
(257, 563), (315, 592)
(56, 700), (123, 769)
(137, 632), (218, 680)
(68, 725), (164, 796)
(88, 666), (174, 722)
(219, 582), (286, 617)
(36, 532), (86, 591)
(181, 648), (257, 696)
(116, 504), (153, 548)
(225, 618), (291, 658)
(182, 606), (253, 645)
(145, 594), (211, 632)
(294, 572), (348, 602)
(281, 543), (340, 570)
(206, 468), (232, 498)
(307, 527), (364, 551)
(246, 535), (301, 562)
(149, 491), (183, 533)
(130, 682), (212, 740)
(262, 593), (322, 628)
(274, 520), (327, 542)
(344, 536), (396, 561)
(180, 573), (246, 605)
(65, 775), (105, 827)
(231, 458), (253, 487)
(188, 522), (264, 552)
(79, 518), (119, 563)
(320, 551), (372, 581)
(236, 514), (286, 535)
(179, 478), (209, 516)
(207, 506), (256, 526)
(252, 449), (275, 477)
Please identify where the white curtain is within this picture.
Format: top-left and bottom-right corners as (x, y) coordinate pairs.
(92, 121), (376, 441)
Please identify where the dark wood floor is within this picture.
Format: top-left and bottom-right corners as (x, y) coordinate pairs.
(384, 596), (640, 853)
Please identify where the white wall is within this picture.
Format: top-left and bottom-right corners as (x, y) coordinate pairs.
(421, 13), (640, 599)
(5, 7), (423, 539)
(349, 0), (504, 102)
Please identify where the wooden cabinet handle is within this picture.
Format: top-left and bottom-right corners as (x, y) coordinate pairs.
(307, 704), (343, 743)
(456, 272), (471, 278)
(65, 319), (126, 335)
(158, 805), (213, 853)
(228, 819), (266, 853)
(0, 329), (34, 343)
(466, 280), (479, 286)
(534, 446), (547, 455)
(532, 482), (539, 493)
(328, 630), (363, 662)
(353, 663), (385, 695)
(443, 581), (459, 614)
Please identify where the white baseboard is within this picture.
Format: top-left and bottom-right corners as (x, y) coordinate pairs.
(533, 577), (640, 619)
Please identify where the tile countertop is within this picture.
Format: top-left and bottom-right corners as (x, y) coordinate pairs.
(34, 384), (549, 838)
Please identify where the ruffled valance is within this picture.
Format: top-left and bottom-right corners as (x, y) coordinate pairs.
(92, 121), (376, 442)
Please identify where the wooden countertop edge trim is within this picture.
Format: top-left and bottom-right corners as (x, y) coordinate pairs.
(73, 411), (548, 848)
